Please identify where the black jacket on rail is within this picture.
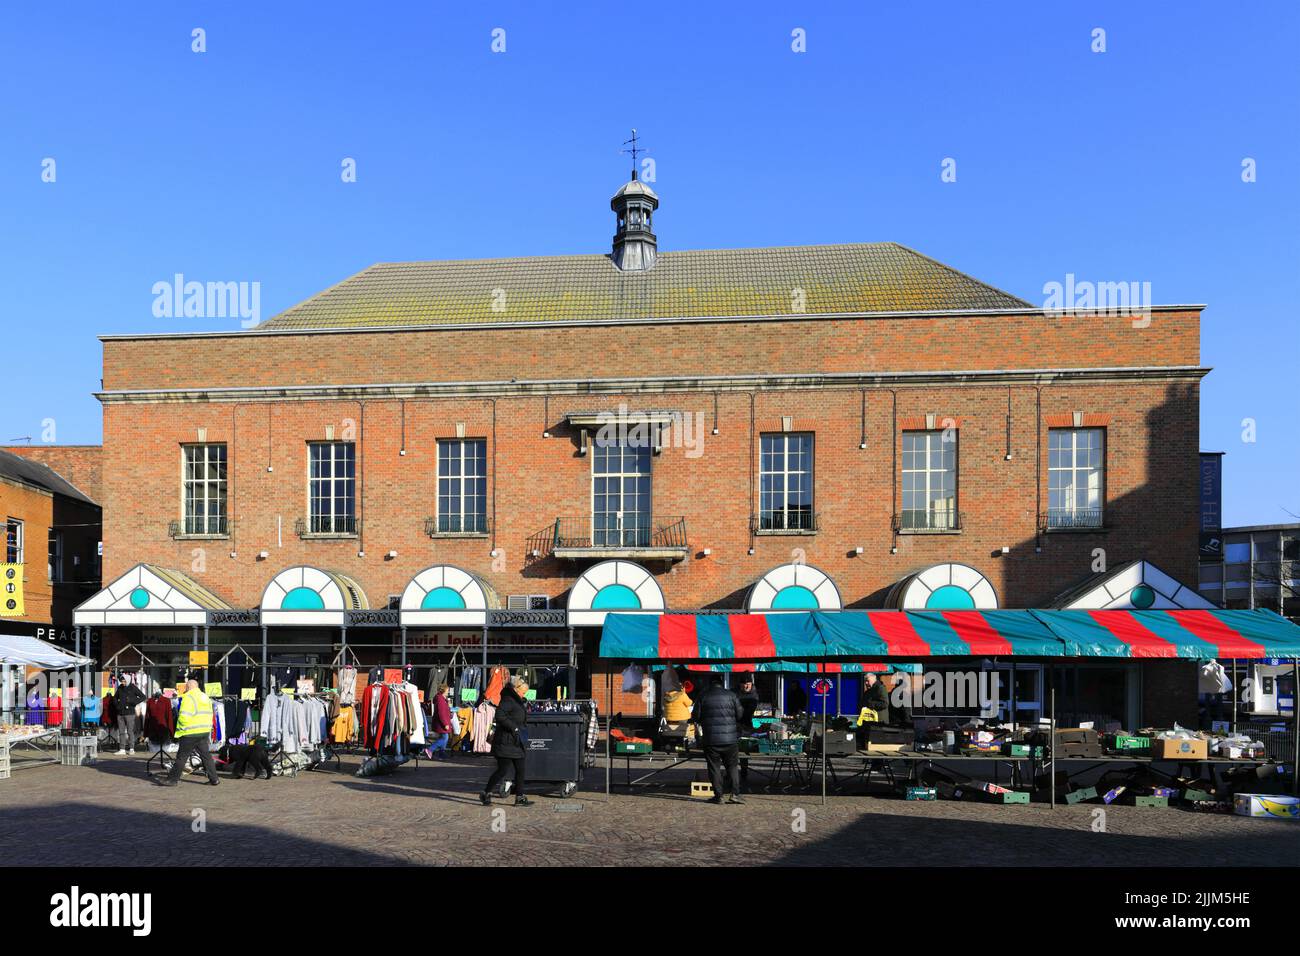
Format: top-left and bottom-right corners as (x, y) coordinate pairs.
(698, 685), (745, 748)
(491, 683), (528, 759)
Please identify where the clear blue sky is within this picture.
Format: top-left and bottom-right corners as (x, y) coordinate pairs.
(1, 2), (1296, 525)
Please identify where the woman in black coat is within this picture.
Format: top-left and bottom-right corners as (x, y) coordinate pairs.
(480, 676), (533, 807)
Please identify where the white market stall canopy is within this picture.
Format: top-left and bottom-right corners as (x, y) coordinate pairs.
(0, 634), (91, 669)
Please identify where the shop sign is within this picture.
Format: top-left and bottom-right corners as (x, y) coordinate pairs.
(812, 678), (833, 696)
(396, 630), (570, 651)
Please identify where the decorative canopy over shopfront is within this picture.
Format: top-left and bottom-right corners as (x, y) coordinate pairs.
(73, 563), (232, 627)
(599, 608), (1300, 661)
(567, 560), (666, 627)
(1049, 560), (1215, 611)
(886, 563), (998, 610)
(260, 566), (368, 626)
(399, 564), (500, 628)
(746, 563), (842, 612)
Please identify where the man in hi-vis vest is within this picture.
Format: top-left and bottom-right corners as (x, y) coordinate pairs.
(156, 679), (220, 787)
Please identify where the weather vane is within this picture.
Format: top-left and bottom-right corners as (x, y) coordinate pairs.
(621, 128), (648, 180)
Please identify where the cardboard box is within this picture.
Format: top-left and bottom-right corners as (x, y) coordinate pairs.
(1182, 788), (1215, 803)
(996, 791), (1030, 805)
(1234, 793), (1300, 819)
(1151, 738), (1208, 760)
(1065, 786), (1098, 805)
(1107, 734), (1151, 752)
(690, 781), (715, 799)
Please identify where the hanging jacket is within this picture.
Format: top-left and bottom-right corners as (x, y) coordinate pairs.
(143, 695), (176, 742)
(490, 684), (528, 759)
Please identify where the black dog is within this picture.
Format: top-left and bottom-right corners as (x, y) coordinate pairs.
(217, 742), (274, 780)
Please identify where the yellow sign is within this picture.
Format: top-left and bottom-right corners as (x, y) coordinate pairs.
(240, 688), (257, 701)
(175, 684), (187, 695)
(281, 687), (295, 697)
(204, 682), (223, 697)
(189, 650), (209, 667)
(0, 563), (24, 617)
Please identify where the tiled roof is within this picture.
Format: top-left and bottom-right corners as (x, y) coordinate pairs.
(256, 242), (1031, 331)
(0, 448), (97, 506)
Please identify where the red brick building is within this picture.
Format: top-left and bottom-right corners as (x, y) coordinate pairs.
(76, 174), (1208, 724)
(0, 447), (102, 649)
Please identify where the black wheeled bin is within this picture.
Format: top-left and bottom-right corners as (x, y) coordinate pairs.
(523, 712), (586, 796)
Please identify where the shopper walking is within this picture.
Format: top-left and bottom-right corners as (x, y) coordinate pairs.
(114, 679), (146, 755)
(698, 677), (746, 804)
(863, 672), (891, 725)
(479, 676), (532, 807)
(427, 683), (454, 759)
(155, 679), (219, 787)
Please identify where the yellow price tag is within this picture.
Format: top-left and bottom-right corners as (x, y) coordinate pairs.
(175, 684), (188, 695)
(189, 650), (209, 667)
(204, 682), (222, 697)
(240, 688), (257, 701)
(281, 687), (295, 697)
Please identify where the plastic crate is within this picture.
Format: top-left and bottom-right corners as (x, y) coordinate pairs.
(58, 735), (97, 767)
(614, 741), (652, 755)
(759, 737), (806, 755)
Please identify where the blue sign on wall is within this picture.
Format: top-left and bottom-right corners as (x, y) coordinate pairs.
(1199, 452), (1224, 560)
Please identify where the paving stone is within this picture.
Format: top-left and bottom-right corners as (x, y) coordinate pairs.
(0, 753), (1295, 866)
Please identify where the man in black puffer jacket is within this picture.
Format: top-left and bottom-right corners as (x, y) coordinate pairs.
(698, 677), (746, 804)
(480, 676), (533, 807)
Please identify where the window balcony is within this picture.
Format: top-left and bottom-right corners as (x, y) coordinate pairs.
(295, 515), (360, 539)
(169, 516), (231, 539)
(1040, 509), (1107, 532)
(751, 511), (819, 535)
(424, 515), (492, 538)
(532, 516), (689, 561)
(893, 510), (964, 534)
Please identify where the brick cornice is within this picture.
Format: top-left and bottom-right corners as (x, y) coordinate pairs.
(95, 365), (1210, 405)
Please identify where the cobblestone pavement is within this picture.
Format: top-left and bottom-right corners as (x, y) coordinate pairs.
(1, 752), (1296, 867)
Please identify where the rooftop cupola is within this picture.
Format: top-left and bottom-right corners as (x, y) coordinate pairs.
(611, 130), (658, 271)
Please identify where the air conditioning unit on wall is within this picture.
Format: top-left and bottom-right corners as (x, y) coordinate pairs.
(507, 594), (550, 610)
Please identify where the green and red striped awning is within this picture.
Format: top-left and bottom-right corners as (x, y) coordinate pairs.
(599, 613), (822, 662)
(599, 609), (1300, 661)
(814, 610), (1067, 658)
(1031, 609), (1300, 659)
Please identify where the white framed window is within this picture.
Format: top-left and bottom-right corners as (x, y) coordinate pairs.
(5, 518), (22, 564)
(182, 443), (228, 535)
(436, 439), (488, 533)
(901, 431), (958, 530)
(308, 442), (356, 534)
(1048, 428), (1105, 528)
(759, 433), (815, 531)
(48, 528), (63, 583)
(591, 438), (652, 547)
